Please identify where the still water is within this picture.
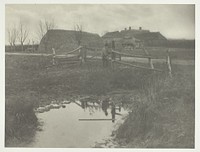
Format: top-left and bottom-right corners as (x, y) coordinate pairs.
(29, 99), (128, 148)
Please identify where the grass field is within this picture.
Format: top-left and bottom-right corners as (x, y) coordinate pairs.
(87, 47), (195, 60)
(5, 47), (195, 147)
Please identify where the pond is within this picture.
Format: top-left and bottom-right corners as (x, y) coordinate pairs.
(28, 98), (128, 148)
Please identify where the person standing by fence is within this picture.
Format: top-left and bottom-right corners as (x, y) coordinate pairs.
(102, 43), (109, 67)
(111, 40), (116, 61)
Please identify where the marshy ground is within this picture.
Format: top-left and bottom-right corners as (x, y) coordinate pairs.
(5, 47), (195, 148)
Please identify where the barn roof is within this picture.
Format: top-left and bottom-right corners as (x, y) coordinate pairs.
(102, 29), (167, 41)
(102, 31), (122, 38)
(121, 29), (150, 36)
(38, 29), (104, 54)
(134, 32), (167, 41)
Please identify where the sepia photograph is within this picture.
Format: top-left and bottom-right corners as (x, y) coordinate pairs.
(3, 2), (197, 150)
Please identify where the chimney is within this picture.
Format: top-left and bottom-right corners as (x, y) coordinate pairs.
(125, 28), (127, 31)
(139, 27), (142, 30)
(129, 26), (131, 30)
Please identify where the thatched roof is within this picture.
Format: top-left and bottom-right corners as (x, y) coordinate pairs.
(102, 29), (167, 42)
(102, 29), (149, 39)
(102, 31), (122, 38)
(120, 29), (150, 36)
(38, 29), (104, 54)
(134, 32), (167, 41)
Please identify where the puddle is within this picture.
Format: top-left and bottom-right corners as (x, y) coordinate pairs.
(28, 99), (128, 148)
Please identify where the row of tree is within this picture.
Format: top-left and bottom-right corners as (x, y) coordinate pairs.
(7, 19), (56, 52)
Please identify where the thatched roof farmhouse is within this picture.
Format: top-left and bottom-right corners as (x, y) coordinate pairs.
(38, 27), (168, 54)
(102, 26), (167, 49)
(38, 29), (104, 54)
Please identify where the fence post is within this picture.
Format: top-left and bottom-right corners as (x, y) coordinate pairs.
(149, 58), (154, 69)
(95, 48), (97, 59)
(79, 47), (82, 66)
(111, 50), (116, 70)
(143, 47), (149, 56)
(52, 48), (56, 65)
(166, 48), (172, 78)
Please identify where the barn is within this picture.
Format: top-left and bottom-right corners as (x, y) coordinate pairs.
(38, 29), (104, 54)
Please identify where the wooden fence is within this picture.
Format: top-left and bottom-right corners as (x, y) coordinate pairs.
(49, 46), (172, 77)
(5, 45), (173, 77)
(51, 46), (84, 66)
(110, 48), (172, 77)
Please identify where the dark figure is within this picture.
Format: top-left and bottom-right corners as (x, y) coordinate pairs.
(81, 100), (85, 109)
(78, 47), (87, 65)
(111, 41), (116, 61)
(118, 105), (121, 112)
(111, 52), (116, 61)
(81, 100), (88, 109)
(111, 103), (116, 123)
(102, 98), (109, 116)
(112, 40), (115, 50)
(102, 43), (109, 67)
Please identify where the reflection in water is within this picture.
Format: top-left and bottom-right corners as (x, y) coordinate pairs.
(111, 103), (116, 123)
(30, 99), (128, 148)
(102, 98), (109, 116)
(79, 98), (123, 123)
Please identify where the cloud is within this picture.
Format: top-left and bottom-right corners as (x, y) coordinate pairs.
(5, 4), (195, 44)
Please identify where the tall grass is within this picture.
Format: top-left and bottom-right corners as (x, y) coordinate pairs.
(116, 65), (195, 148)
(5, 92), (39, 146)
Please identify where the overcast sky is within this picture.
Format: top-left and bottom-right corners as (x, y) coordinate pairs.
(5, 4), (195, 44)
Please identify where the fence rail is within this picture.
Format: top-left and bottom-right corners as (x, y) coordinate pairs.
(113, 60), (163, 72)
(110, 48), (172, 77)
(6, 46), (173, 77)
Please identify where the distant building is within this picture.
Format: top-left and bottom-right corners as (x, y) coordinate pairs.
(38, 29), (104, 54)
(102, 26), (167, 50)
(5, 44), (39, 52)
(121, 36), (142, 51)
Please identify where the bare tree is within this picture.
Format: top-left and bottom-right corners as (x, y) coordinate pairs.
(74, 24), (83, 46)
(18, 20), (29, 52)
(38, 20), (45, 41)
(74, 23), (87, 64)
(37, 18), (56, 52)
(7, 27), (18, 51)
(44, 19), (56, 31)
(27, 39), (30, 45)
(37, 18), (56, 42)
(7, 29), (13, 47)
